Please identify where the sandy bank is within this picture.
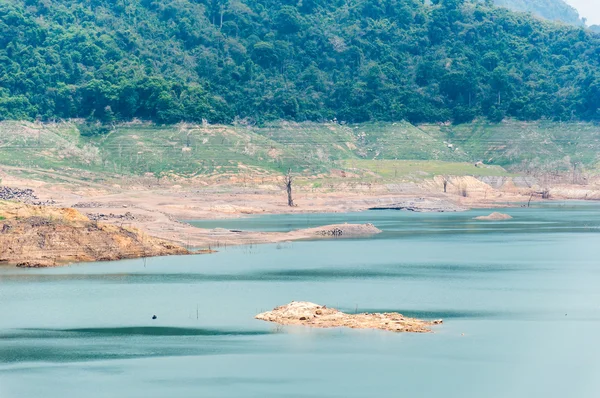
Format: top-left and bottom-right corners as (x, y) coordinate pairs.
(286, 223), (381, 239)
(197, 222), (382, 248)
(256, 301), (442, 333)
(369, 197), (467, 212)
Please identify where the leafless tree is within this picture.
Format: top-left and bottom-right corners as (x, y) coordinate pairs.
(527, 192), (534, 207)
(284, 169), (295, 207)
(541, 188), (551, 199)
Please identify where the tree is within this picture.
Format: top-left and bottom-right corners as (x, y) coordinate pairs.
(274, 6), (302, 34)
(251, 42), (278, 68)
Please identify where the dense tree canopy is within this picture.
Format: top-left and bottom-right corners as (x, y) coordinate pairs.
(1, 0), (600, 125)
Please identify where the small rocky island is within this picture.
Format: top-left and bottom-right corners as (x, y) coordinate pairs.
(255, 301), (442, 333)
(474, 212), (513, 221)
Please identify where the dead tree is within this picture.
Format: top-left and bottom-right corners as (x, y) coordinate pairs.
(541, 188), (551, 199)
(284, 169), (294, 207)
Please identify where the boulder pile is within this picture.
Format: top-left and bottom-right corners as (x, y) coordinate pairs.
(86, 212), (136, 222)
(0, 186), (55, 205)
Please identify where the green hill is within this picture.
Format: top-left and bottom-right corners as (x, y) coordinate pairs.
(1, 0), (600, 126)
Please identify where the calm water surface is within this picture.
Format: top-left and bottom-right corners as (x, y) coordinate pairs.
(1, 203), (599, 397)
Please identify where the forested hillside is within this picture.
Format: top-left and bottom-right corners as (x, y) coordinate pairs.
(493, 0), (583, 26)
(1, 0), (600, 125)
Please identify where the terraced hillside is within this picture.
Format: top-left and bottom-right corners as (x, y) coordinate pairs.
(0, 120), (598, 183)
(421, 121), (600, 172)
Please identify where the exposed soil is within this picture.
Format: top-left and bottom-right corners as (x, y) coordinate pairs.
(255, 301), (443, 333)
(0, 200), (381, 267)
(0, 201), (191, 267)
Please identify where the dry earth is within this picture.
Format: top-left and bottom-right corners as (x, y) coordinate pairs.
(255, 301), (443, 333)
(0, 201), (191, 267)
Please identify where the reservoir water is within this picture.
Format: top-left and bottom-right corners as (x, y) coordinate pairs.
(1, 203), (599, 397)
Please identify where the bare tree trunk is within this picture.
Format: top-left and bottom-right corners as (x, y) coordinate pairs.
(285, 169), (294, 207)
(527, 192), (534, 207)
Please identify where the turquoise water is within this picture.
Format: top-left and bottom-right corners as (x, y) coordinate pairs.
(1, 204), (600, 397)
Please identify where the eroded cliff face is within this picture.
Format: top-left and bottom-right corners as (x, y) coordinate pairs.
(0, 201), (190, 267)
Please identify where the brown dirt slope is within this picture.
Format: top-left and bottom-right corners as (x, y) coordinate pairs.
(256, 301), (442, 333)
(0, 201), (190, 267)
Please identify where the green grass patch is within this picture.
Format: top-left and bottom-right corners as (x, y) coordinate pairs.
(344, 159), (512, 179)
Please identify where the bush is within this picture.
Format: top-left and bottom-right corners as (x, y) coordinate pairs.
(78, 123), (110, 137)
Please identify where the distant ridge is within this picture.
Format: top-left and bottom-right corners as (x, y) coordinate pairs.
(493, 0), (584, 26)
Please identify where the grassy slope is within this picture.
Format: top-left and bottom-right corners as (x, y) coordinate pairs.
(90, 124), (290, 177)
(0, 122), (95, 170)
(0, 120), (598, 182)
(343, 160), (511, 180)
(421, 120), (600, 171)
(353, 122), (469, 162)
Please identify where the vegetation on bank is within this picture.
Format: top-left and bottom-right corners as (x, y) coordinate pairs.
(1, 0), (600, 126)
(0, 120), (597, 181)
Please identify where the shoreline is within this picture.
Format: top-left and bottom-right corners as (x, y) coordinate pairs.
(4, 195), (593, 269)
(1, 168), (599, 261)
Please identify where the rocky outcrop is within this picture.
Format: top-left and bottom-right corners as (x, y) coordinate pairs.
(255, 301), (442, 333)
(474, 212), (513, 221)
(0, 201), (191, 267)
